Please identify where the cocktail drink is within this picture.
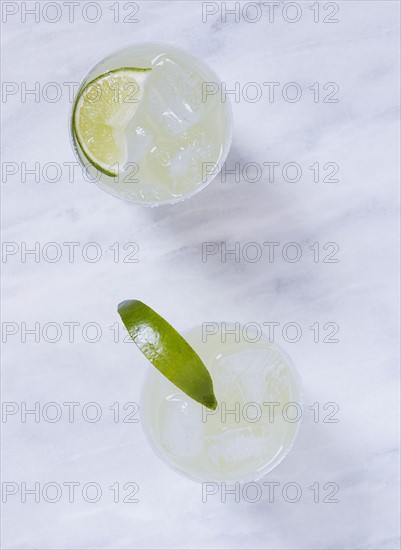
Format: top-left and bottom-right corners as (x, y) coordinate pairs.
(141, 325), (301, 482)
(71, 43), (232, 205)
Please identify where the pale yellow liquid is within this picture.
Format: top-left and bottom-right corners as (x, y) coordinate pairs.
(141, 326), (301, 482)
(72, 44), (232, 204)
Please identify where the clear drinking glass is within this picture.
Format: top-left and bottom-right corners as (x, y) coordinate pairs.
(69, 43), (233, 206)
(140, 324), (302, 483)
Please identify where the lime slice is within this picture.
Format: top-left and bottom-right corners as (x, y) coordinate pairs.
(73, 67), (151, 177)
(118, 300), (218, 410)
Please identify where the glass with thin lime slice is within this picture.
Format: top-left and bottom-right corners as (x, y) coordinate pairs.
(70, 43), (232, 205)
(118, 301), (302, 483)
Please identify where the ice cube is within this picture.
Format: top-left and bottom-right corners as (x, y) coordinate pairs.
(148, 142), (173, 168)
(213, 349), (270, 405)
(239, 350), (288, 404)
(207, 427), (267, 469)
(169, 129), (215, 192)
(160, 394), (203, 458)
(126, 125), (154, 165)
(212, 354), (247, 405)
(147, 56), (209, 135)
(214, 348), (289, 405)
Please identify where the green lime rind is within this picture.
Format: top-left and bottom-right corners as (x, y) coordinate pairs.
(72, 67), (152, 178)
(118, 300), (218, 411)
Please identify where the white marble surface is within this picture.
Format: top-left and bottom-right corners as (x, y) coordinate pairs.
(1, 1), (400, 549)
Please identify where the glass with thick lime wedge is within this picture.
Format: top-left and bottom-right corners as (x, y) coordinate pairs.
(70, 43), (232, 205)
(118, 301), (302, 483)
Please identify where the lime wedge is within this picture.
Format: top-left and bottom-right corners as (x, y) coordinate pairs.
(118, 300), (218, 410)
(73, 67), (151, 177)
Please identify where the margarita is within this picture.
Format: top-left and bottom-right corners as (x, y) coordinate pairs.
(71, 43), (232, 205)
(141, 325), (301, 482)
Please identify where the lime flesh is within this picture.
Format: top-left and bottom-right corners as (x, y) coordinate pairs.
(73, 67), (151, 177)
